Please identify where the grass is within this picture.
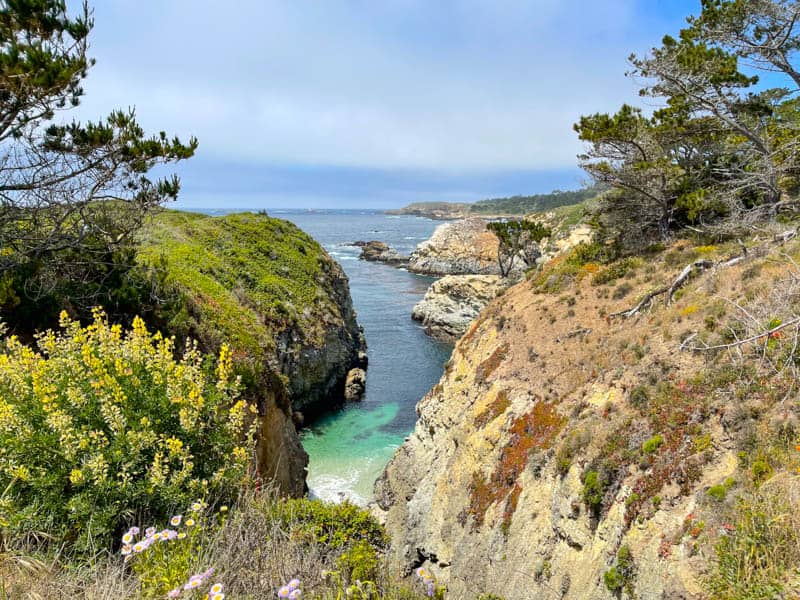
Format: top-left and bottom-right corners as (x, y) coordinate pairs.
(707, 475), (800, 599)
(0, 490), (439, 600)
(137, 209), (346, 389)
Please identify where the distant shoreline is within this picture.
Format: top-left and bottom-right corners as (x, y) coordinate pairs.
(384, 187), (602, 220)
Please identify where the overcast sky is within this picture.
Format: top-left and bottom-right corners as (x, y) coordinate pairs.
(76, 1), (700, 209)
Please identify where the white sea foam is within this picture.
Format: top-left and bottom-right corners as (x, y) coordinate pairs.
(328, 251), (357, 261)
(307, 472), (368, 506)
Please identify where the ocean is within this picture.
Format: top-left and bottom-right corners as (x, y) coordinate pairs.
(206, 208), (453, 504)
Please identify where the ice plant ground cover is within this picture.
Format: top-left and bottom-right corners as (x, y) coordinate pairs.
(0, 311), (257, 552)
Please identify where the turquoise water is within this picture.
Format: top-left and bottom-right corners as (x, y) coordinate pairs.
(270, 211), (453, 504)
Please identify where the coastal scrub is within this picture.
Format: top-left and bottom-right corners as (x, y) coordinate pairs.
(0, 310), (256, 551)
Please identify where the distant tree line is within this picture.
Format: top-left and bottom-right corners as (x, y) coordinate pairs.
(575, 0), (800, 252)
(470, 186), (604, 215)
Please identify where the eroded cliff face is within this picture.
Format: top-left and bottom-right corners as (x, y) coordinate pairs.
(376, 239), (800, 599)
(276, 255), (366, 416)
(411, 275), (507, 343)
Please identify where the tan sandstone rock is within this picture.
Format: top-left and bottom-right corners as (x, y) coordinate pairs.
(411, 275), (508, 343)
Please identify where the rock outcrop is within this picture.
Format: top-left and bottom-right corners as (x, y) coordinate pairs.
(376, 239), (799, 599)
(139, 210), (367, 497)
(411, 275), (507, 343)
(407, 218), (506, 276)
(352, 240), (409, 266)
(344, 367), (367, 401)
(385, 202), (471, 220)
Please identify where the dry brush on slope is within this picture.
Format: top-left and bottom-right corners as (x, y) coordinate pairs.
(376, 236), (800, 600)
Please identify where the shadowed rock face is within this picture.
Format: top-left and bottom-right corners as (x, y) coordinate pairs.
(411, 275), (507, 343)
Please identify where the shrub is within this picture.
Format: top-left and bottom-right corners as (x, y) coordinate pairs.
(582, 470), (605, 513)
(628, 385), (650, 410)
(612, 282), (633, 300)
(266, 498), (388, 550)
(642, 434), (664, 454)
(708, 476), (800, 599)
(591, 257), (641, 286)
(751, 456), (773, 484)
(708, 485), (727, 501)
(603, 566), (624, 592)
(604, 545), (636, 595)
(694, 433), (712, 452)
(0, 310), (255, 552)
(337, 539), (380, 582)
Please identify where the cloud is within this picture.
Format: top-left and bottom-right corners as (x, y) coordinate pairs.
(74, 0), (681, 172)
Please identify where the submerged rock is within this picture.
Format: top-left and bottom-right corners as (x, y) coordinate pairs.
(412, 275), (507, 343)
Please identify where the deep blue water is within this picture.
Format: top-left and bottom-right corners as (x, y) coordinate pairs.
(204, 208), (453, 503)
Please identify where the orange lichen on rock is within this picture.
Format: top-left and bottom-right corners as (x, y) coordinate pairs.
(465, 401), (565, 528)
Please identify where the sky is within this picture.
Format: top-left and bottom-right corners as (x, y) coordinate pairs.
(75, 0), (702, 209)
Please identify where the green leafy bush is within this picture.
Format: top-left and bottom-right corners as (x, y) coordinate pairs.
(604, 545), (636, 594)
(603, 566), (624, 592)
(642, 434), (664, 454)
(0, 311), (256, 552)
(591, 257), (641, 286)
(582, 470), (605, 512)
(267, 498), (389, 550)
(337, 539), (381, 582)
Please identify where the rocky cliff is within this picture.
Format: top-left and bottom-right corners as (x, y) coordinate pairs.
(138, 210), (366, 497)
(409, 214), (592, 344)
(411, 275), (507, 343)
(376, 237), (800, 599)
(408, 218), (507, 276)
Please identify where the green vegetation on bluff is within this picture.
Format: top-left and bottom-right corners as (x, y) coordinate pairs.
(387, 186), (602, 218)
(470, 187), (602, 215)
(137, 210), (353, 392)
(140, 210), (338, 348)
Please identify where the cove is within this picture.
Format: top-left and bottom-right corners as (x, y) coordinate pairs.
(276, 210), (453, 504)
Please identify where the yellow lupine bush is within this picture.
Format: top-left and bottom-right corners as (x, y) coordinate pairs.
(0, 309), (257, 552)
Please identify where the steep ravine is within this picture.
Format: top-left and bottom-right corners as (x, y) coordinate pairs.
(138, 210), (366, 497)
(376, 239), (800, 599)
